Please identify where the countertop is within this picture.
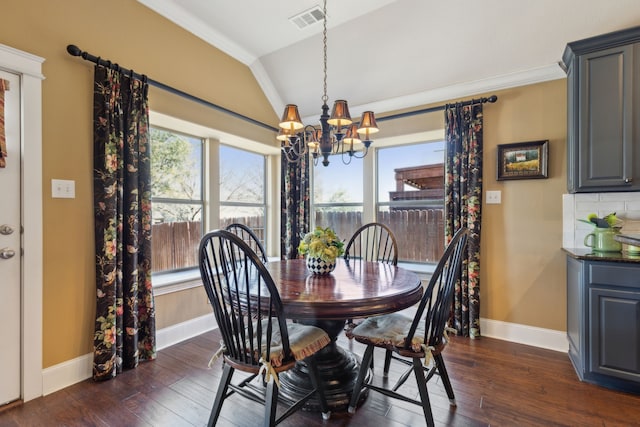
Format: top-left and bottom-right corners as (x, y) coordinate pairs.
(563, 247), (640, 263)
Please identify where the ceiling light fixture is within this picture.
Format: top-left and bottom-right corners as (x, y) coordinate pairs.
(277, 0), (379, 167)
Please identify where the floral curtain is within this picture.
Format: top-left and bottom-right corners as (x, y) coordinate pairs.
(0, 79), (9, 168)
(444, 102), (483, 338)
(280, 155), (310, 259)
(93, 66), (156, 380)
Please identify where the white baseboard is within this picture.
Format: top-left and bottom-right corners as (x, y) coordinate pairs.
(41, 316), (565, 396)
(480, 318), (568, 353)
(42, 353), (93, 396)
(41, 314), (217, 396)
(156, 314), (217, 350)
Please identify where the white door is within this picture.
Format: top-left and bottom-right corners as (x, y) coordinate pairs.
(0, 69), (21, 405)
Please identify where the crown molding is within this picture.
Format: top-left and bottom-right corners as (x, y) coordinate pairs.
(352, 63), (567, 120)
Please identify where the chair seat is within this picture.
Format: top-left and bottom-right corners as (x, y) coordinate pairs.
(349, 312), (428, 354)
(250, 320), (330, 367)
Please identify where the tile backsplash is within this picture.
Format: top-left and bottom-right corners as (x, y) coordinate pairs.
(563, 192), (640, 248)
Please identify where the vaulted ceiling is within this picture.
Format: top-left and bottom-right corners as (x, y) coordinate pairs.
(138, 0), (640, 123)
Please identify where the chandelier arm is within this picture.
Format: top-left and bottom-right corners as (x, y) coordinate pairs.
(340, 150), (353, 165)
(281, 146), (301, 164)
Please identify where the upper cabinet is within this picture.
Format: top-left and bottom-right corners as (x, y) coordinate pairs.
(563, 26), (640, 193)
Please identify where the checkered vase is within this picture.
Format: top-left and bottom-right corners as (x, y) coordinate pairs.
(306, 256), (336, 275)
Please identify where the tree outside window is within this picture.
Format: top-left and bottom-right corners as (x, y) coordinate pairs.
(150, 127), (203, 273)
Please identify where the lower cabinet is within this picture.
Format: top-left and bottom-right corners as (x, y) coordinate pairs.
(566, 256), (640, 393)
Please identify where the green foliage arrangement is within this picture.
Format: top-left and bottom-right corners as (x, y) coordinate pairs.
(579, 212), (622, 229)
(298, 227), (345, 262)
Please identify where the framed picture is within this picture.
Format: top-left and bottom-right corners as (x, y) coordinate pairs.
(496, 140), (549, 180)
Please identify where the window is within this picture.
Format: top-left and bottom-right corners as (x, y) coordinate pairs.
(219, 145), (267, 250)
(377, 142), (445, 263)
(312, 155), (363, 243)
(150, 127), (204, 274)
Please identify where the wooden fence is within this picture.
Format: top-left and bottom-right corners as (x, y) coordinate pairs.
(152, 217), (265, 273)
(152, 209), (444, 272)
(315, 209), (444, 263)
(152, 221), (201, 272)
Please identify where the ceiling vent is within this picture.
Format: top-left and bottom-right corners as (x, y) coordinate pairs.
(289, 5), (325, 30)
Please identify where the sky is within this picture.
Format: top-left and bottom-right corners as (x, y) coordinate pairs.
(315, 140), (445, 203)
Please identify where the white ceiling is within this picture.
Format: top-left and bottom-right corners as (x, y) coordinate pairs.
(138, 0), (640, 124)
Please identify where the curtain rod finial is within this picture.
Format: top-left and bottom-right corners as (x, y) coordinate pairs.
(66, 45), (82, 57)
(487, 95), (498, 103)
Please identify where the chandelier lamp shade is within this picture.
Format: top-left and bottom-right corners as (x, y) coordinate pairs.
(277, 0), (379, 167)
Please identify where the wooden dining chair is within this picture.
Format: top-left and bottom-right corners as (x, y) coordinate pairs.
(225, 223), (268, 262)
(343, 222), (398, 265)
(199, 230), (331, 426)
(343, 222), (399, 367)
(347, 227), (469, 427)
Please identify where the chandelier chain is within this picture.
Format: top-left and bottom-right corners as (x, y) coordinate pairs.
(322, 0), (328, 104)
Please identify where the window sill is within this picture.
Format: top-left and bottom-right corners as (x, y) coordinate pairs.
(153, 269), (202, 296)
(397, 261), (435, 281)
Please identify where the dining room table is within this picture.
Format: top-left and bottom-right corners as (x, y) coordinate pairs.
(261, 258), (423, 411)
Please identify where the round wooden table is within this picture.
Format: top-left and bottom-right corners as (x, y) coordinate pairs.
(264, 258), (423, 411)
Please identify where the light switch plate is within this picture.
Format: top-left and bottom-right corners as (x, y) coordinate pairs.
(52, 179), (76, 199)
(486, 190), (501, 204)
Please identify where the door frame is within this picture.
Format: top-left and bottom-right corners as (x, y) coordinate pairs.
(0, 43), (44, 402)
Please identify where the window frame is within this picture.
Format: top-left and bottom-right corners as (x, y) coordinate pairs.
(309, 132), (445, 277)
(219, 143), (268, 253)
(148, 112), (279, 294)
(149, 126), (206, 283)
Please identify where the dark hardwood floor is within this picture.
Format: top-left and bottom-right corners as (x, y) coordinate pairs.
(2, 329), (639, 426)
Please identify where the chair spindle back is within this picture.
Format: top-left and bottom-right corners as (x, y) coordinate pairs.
(344, 222), (398, 265)
(199, 230), (289, 368)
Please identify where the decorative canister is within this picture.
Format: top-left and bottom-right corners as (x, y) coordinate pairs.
(306, 256), (337, 275)
(584, 227), (622, 253)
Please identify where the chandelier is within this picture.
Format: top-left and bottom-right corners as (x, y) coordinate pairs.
(277, 0), (379, 167)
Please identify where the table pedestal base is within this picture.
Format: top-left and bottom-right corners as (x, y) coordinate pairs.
(278, 320), (370, 411)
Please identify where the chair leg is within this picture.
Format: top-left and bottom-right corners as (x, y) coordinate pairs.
(209, 363), (234, 427)
(383, 349), (392, 377)
(412, 357), (435, 427)
(306, 355), (331, 420)
(434, 353), (456, 405)
(264, 379), (278, 427)
(348, 345), (374, 414)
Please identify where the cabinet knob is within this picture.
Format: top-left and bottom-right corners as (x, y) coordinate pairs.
(624, 178), (633, 183)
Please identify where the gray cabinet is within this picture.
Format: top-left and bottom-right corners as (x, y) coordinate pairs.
(566, 256), (640, 393)
(563, 26), (640, 193)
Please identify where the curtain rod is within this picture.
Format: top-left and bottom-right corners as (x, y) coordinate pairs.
(376, 95), (498, 122)
(66, 44), (278, 132)
(67, 45), (497, 132)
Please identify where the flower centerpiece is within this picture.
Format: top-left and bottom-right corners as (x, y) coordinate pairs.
(579, 212), (622, 229)
(298, 227), (345, 275)
(580, 212), (623, 252)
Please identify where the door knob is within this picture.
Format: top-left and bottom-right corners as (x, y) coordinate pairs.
(0, 248), (16, 259)
(0, 224), (14, 235)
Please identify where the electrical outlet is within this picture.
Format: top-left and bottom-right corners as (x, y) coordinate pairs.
(52, 179), (76, 199)
(486, 190), (501, 204)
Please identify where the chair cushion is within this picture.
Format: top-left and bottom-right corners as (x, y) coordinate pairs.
(349, 312), (426, 353)
(251, 319), (330, 367)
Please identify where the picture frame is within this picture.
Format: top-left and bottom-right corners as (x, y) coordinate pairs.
(496, 140), (549, 181)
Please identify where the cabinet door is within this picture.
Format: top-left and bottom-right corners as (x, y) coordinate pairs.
(576, 44), (637, 191)
(589, 286), (640, 382)
(566, 257), (585, 376)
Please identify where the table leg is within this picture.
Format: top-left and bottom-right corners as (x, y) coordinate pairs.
(278, 319), (371, 411)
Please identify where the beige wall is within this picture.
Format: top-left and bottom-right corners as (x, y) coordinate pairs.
(380, 79), (567, 331)
(481, 80), (566, 330)
(5, 0), (277, 368)
(6, 0), (567, 369)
